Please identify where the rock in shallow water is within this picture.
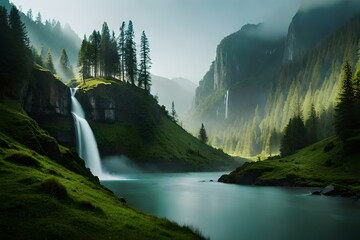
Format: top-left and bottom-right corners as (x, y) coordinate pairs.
(321, 185), (335, 195)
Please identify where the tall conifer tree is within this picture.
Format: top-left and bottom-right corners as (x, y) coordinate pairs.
(0, 6), (31, 99)
(0, 6), (9, 74)
(110, 31), (120, 78)
(45, 49), (56, 73)
(138, 31), (151, 91)
(305, 104), (319, 145)
(125, 20), (137, 84)
(0, 6), (10, 98)
(100, 22), (111, 78)
(198, 123), (209, 144)
(280, 116), (307, 157)
(78, 36), (91, 81)
(9, 5), (30, 73)
(334, 61), (355, 141)
(89, 30), (101, 78)
(119, 21), (126, 81)
(59, 48), (74, 80)
(170, 101), (178, 123)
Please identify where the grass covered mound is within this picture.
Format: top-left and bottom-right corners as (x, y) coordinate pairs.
(219, 137), (360, 196)
(0, 100), (207, 240)
(76, 79), (238, 172)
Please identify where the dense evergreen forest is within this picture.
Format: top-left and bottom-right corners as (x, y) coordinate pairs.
(200, 14), (360, 158)
(77, 21), (152, 92)
(0, 5), (31, 100)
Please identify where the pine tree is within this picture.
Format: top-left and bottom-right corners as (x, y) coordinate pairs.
(334, 61), (355, 141)
(30, 46), (43, 66)
(59, 49), (70, 69)
(269, 128), (281, 156)
(119, 21), (126, 81)
(354, 69), (360, 132)
(8, 6), (31, 92)
(354, 70), (360, 103)
(0, 6), (10, 98)
(305, 104), (319, 145)
(100, 22), (111, 78)
(26, 9), (33, 21)
(170, 101), (178, 123)
(280, 116), (307, 157)
(78, 36), (91, 81)
(138, 31), (152, 91)
(0, 5), (31, 100)
(44, 49), (56, 73)
(125, 20), (137, 84)
(0, 6), (9, 67)
(9, 5), (30, 67)
(198, 123), (208, 144)
(110, 31), (119, 78)
(59, 49), (74, 80)
(89, 30), (101, 78)
(35, 12), (42, 24)
(40, 44), (45, 60)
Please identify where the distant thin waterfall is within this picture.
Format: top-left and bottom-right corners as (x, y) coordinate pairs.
(225, 90), (229, 119)
(70, 88), (102, 177)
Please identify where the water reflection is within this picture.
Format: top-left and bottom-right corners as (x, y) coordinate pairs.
(102, 172), (360, 240)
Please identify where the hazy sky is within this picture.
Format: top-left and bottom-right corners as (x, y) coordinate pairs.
(11, 0), (301, 82)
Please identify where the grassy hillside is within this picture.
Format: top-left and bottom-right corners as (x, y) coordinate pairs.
(219, 137), (360, 196)
(76, 79), (239, 172)
(0, 100), (206, 239)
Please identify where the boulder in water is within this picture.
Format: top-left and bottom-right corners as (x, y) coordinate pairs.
(321, 185), (335, 195)
(311, 191), (321, 195)
(119, 197), (127, 204)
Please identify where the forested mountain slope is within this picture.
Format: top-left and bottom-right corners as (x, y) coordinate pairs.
(0, 0), (81, 77)
(188, 0), (360, 157)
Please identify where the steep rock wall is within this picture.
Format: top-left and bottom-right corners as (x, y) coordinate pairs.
(24, 68), (73, 147)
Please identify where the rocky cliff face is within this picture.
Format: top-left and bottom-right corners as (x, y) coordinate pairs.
(194, 24), (284, 120)
(24, 67), (73, 147)
(76, 83), (161, 125)
(282, 0), (360, 63)
(193, 0), (360, 123)
(25, 68), (71, 116)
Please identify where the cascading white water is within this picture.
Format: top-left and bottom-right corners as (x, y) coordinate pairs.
(70, 88), (103, 177)
(225, 90), (229, 119)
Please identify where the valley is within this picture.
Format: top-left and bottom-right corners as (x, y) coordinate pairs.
(1, 0), (360, 239)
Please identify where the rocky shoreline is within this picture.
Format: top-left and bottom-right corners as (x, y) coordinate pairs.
(219, 172), (359, 200)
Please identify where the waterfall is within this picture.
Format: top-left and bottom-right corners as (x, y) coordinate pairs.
(70, 88), (103, 177)
(225, 90), (229, 119)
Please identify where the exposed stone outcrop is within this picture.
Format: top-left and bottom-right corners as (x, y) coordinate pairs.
(24, 68), (73, 147)
(194, 24), (284, 120)
(76, 83), (162, 124)
(24, 68), (71, 116)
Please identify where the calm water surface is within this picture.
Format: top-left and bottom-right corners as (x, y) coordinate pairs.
(102, 172), (360, 240)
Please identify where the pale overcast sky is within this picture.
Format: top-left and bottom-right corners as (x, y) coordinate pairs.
(10, 0), (301, 82)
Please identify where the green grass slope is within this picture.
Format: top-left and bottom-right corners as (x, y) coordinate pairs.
(219, 137), (360, 195)
(76, 79), (238, 172)
(0, 100), (206, 240)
